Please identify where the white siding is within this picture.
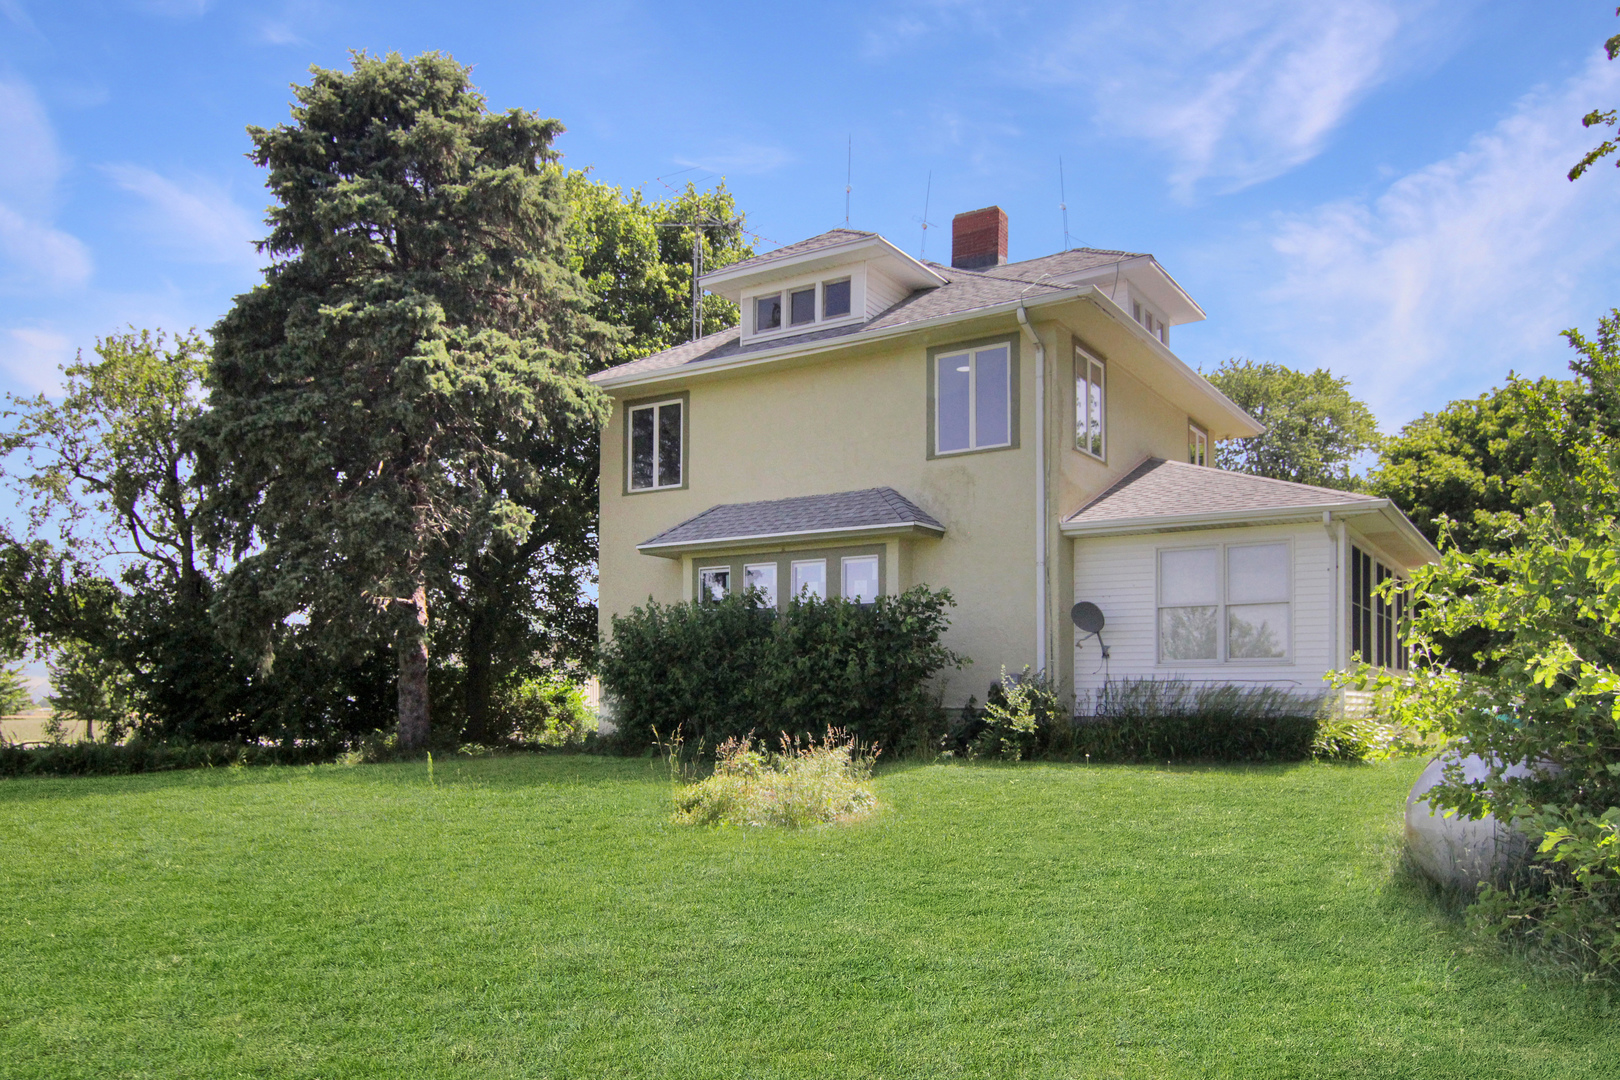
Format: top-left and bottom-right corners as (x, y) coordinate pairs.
(1072, 522), (1338, 705)
(865, 267), (909, 319)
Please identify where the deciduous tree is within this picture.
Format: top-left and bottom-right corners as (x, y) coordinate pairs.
(1203, 358), (1381, 490)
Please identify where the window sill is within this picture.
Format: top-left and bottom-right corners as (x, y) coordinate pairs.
(742, 312), (863, 345)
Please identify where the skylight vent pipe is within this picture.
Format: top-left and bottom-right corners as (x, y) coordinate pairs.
(1017, 301), (1047, 676)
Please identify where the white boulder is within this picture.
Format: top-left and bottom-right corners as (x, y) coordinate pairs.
(1405, 752), (1541, 891)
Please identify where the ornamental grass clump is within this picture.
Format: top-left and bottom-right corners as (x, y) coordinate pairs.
(673, 728), (879, 828)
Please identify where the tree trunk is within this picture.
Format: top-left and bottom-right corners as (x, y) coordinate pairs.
(396, 583), (431, 750)
(461, 599), (497, 745)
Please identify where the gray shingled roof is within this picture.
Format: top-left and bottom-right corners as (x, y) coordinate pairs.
(1067, 458), (1375, 527)
(705, 228), (876, 278)
(640, 487), (945, 552)
(980, 247), (1147, 281)
(591, 262), (1072, 385)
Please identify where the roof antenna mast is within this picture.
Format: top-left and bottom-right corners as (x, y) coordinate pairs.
(844, 136), (852, 226)
(1059, 156), (1071, 251)
(917, 171), (936, 257)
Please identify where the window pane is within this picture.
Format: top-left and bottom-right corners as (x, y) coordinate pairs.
(1159, 547), (1218, 605)
(1227, 544), (1288, 603)
(755, 293), (781, 331)
(789, 288), (815, 325)
(842, 556), (880, 604)
(1087, 360), (1105, 456)
(937, 354), (971, 452)
(974, 346), (1010, 447)
(744, 563), (777, 607)
(657, 402), (682, 487)
(823, 279), (851, 317)
(629, 406), (654, 489)
(699, 568), (729, 602)
(791, 560), (826, 601)
(1228, 604), (1289, 659)
(1076, 370), (1091, 449)
(1160, 606), (1217, 660)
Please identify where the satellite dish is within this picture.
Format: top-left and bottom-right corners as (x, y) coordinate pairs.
(1071, 602), (1105, 635)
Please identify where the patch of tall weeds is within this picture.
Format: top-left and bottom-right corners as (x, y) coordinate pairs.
(672, 728), (879, 828)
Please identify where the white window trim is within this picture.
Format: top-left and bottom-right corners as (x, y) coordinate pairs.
(1076, 346), (1106, 461)
(1155, 538), (1294, 665)
(840, 555), (881, 604)
(1188, 422), (1208, 467)
(934, 342), (1014, 456)
(741, 266), (866, 342)
(791, 558), (827, 601)
(627, 397), (683, 491)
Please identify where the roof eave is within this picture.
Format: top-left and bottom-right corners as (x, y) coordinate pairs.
(699, 234), (947, 299)
(637, 520), (945, 559)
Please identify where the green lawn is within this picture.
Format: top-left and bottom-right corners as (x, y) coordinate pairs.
(2, 756), (1616, 1078)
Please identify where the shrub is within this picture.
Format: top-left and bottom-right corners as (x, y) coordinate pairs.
(499, 673), (597, 747)
(976, 667), (1063, 760)
(672, 728), (879, 827)
(1061, 679), (1325, 763)
(598, 587), (963, 754)
(0, 738), (333, 777)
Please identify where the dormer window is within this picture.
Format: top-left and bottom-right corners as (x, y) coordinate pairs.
(756, 293), (783, 332)
(1132, 300), (1169, 344)
(790, 287), (816, 326)
(744, 271), (864, 339)
(823, 278), (851, 318)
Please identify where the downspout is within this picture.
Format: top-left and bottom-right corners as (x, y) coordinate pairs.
(1017, 302), (1047, 675)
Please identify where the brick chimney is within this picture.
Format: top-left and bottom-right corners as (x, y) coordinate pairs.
(951, 206), (1008, 270)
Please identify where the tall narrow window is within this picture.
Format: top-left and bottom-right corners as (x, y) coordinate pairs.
(1076, 348), (1106, 458)
(1188, 423), (1208, 466)
(935, 343), (1013, 454)
(628, 399), (682, 490)
(1350, 544), (1407, 668)
(842, 556), (880, 604)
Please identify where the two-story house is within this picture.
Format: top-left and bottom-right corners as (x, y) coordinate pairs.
(590, 206), (1435, 711)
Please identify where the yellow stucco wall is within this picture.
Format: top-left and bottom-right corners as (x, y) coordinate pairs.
(597, 296), (1226, 708)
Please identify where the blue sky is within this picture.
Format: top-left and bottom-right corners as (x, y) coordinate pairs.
(2, 1), (1619, 430)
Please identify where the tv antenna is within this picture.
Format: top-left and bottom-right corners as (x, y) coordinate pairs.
(656, 216), (736, 342)
(913, 172), (938, 257)
(1059, 156), (1071, 251)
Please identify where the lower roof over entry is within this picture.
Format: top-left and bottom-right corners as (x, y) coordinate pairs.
(638, 487), (946, 559)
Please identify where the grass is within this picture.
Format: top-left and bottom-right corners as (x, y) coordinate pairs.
(2, 756), (1617, 1078)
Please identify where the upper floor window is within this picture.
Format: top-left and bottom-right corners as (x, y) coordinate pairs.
(935, 343), (1012, 455)
(1132, 300), (1169, 344)
(1158, 542), (1291, 663)
(749, 275), (856, 337)
(1188, 422), (1208, 466)
(1076, 347), (1106, 459)
(628, 398), (682, 491)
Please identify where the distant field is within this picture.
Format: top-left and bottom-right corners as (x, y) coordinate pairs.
(3, 756), (1617, 1079)
(0, 713), (89, 746)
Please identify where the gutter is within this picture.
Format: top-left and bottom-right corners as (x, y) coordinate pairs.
(637, 519), (945, 559)
(1016, 301), (1047, 676)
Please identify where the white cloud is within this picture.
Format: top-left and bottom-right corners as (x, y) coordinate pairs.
(1040, 0), (1422, 197)
(0, 327), (72, 394)
(1254, 51), (1620, 424)
(0, 77), (91, 291)
(0, 205), (93, 290)
(103, 164), (262, 268)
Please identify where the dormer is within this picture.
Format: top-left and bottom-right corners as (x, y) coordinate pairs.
(699, 229), (947, 345)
